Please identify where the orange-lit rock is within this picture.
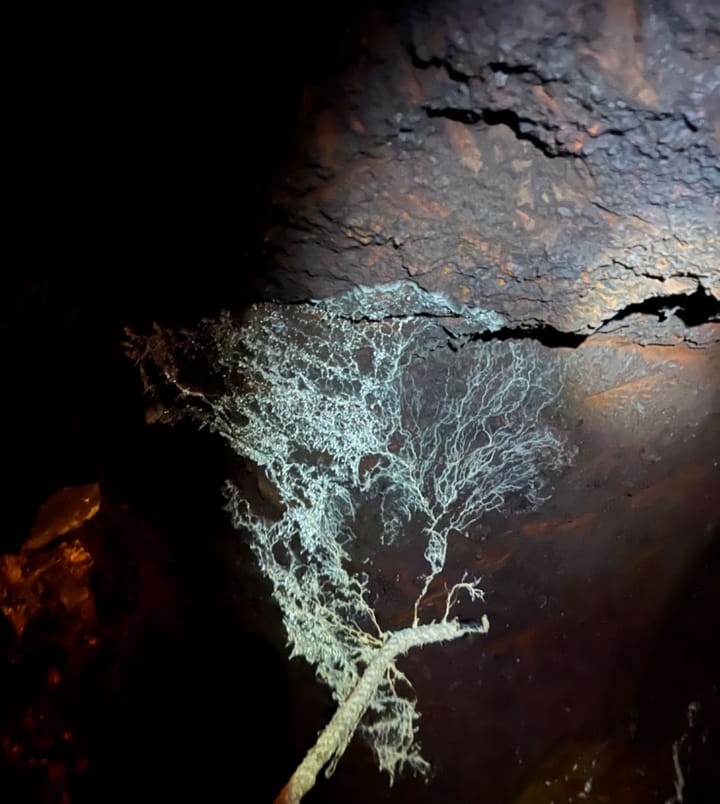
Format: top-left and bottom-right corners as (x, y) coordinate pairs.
(24, 482), (100, 551)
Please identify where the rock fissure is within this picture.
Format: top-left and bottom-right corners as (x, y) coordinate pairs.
(290, 284), (718, 351)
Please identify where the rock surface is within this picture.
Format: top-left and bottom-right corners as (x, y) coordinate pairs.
(260, 0), (719, 339)
(230, 3), (720, 800)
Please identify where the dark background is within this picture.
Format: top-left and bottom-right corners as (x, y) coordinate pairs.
(4, 4), (386, 802)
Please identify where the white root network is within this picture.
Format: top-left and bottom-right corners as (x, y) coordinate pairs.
(131, 282), (572, 801)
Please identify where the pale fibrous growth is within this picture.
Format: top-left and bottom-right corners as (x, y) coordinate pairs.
(129, 282), (571, 804)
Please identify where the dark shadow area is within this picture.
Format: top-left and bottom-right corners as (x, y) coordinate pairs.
(4, 4), (419, 800)
(635, 533), (720, 801)
(3, 3), (388, 800)
(0, 276), (296, 802)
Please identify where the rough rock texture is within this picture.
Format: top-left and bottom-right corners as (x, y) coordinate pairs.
(261, 0), (719, 339)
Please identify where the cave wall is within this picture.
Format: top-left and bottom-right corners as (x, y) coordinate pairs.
(244, 2), (720, 800)
(260, 0), (719, 342)
(2, 3), (719, 803)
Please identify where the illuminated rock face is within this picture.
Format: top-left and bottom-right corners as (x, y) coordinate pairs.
(259, 0), (719, 341)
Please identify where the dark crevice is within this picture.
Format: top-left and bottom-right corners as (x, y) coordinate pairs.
(426, 106), (482, 124)
(488, 61), (535, 75)
(487, 60), (554, 85)
(602, 286), (719, 327)
(677, 287), (720, 326)
(471, 325), (586, 348)
(407, 43), (444, 70)
(452, 287), (718, 349)
(425, 105), (579, 159)
(290, 288), (717, 350)
(408, 44), (473, 82)
(445, 63), (474, 83)
(479, 109), (569, 158)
